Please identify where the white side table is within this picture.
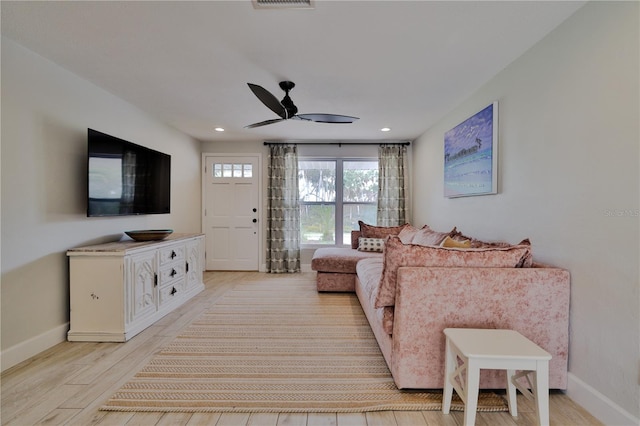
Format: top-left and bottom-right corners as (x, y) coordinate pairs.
(442, 328), (552, 426)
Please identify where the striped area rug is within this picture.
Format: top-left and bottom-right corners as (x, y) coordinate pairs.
(101, 274), (507, 413)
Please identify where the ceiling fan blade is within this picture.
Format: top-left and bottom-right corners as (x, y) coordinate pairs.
(245, 118), (285, 129)
(295, 113), (359, 123)
(247, 83), (286, 118)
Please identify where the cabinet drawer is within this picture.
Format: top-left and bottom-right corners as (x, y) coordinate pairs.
(159, 262), (185, 286)
(158, 282), (181, 306)
(159, 245), (185, 266)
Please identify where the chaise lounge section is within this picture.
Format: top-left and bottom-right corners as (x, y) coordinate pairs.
(311, 247), (381, 292)
(311, 222), (405, 292)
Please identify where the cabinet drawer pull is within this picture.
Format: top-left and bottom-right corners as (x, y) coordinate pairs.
(170, 250), (177, 259)
(154, 274), (158, 287)
(170, 268), (177, 277)
(170, 287), (177, 295)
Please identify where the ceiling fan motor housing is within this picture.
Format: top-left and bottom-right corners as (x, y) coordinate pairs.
(279, 81), (298, 117)
(281, 95), (298, 117)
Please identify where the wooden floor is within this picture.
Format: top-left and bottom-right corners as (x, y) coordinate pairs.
(2, 271), (602, 426)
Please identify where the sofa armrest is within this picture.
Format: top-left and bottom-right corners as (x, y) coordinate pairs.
(391, 266), (570, 389)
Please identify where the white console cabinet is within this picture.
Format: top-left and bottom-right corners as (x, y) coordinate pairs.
(67, 233), (205, 342)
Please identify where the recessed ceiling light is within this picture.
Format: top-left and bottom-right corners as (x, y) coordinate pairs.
(381, 127), (391, 132)
(214, 127), (225, 132)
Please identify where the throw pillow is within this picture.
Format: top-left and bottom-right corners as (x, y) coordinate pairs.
(358, 221), (409, 239)
(410, 226), (454, 246)
(440, 236), (471, 248)
(357, 237), (385, 252)
(451, 227), (527, 249)
(374, 236), (533, 308)
(398, 225), (422, 244)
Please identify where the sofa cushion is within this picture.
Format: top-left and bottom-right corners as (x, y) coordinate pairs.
(358, 221), (409, 239)
(355, 258), (395, 335)
(374, 236), (534, 308)
(311, 247), (382, 274)
(356, 258), (384, 305)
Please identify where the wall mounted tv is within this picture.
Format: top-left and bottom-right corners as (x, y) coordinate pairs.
(87, 129), (171, 217)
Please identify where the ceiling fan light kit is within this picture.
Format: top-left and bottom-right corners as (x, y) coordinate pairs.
(246, 81), (359, 128)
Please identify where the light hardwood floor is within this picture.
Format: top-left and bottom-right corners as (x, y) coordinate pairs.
(2, 271), (602, 426)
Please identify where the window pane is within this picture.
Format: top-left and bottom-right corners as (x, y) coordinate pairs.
(213, 163), (222, 177)
(299, 161), (336, 202)
(343, 161), (378, 202)
(243, 164), (252, 178)
(223, 164), (232, 177)
(233, 163), (242, 178)
(300, 204), (335, 245)
(343, 203), (377, 240)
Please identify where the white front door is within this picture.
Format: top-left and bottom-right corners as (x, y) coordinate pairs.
(203, 154), (261, 271)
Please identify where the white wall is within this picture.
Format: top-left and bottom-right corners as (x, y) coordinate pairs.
(412, 2), (638, 423)
(1, 38), (203, 370)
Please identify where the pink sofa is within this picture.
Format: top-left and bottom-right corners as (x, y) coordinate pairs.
(311, 228), (570, 390)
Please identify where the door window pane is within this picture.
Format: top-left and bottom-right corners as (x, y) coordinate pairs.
(213, 163), (254, 179)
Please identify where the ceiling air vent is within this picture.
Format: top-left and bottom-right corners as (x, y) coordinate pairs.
(252, 0), (314, 9)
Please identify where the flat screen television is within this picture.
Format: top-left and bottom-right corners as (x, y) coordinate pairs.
(87, 129), (171, 217)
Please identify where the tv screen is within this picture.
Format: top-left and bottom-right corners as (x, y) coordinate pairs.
(87, 129), (171, 217)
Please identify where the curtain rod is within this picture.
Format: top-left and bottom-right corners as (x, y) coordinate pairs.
(263, 141), (411, 146)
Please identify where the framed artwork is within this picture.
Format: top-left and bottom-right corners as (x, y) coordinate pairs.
(444, 102), (498, 198)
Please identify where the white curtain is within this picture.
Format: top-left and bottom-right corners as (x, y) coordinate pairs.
(377, 144), (407, 226)
(266, 144), (301, 273)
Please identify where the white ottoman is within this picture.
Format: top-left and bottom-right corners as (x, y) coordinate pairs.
(442, 328), (552, 426)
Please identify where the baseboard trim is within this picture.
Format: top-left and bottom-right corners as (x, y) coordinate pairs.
(1, 322), (69, 373)
(566, 372), (639, 425)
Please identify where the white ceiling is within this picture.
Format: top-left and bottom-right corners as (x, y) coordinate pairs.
(1, 1), (584, 143)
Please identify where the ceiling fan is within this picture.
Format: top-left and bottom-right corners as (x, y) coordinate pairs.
(245, 81), (359, 128)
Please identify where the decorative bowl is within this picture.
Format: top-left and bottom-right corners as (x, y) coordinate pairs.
(125, 229), (174, 242)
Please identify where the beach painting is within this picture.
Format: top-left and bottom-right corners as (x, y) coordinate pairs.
(444, 102), (498, 197)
